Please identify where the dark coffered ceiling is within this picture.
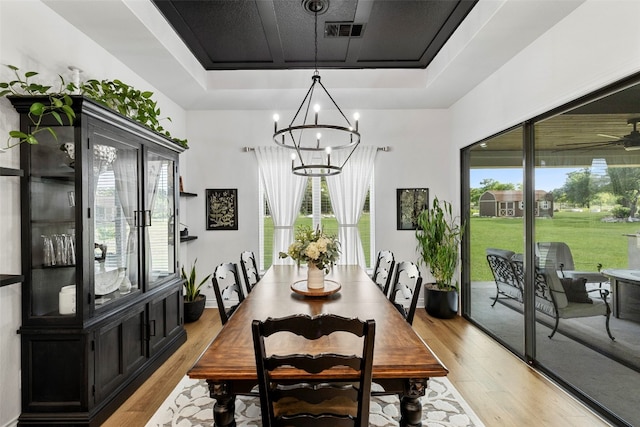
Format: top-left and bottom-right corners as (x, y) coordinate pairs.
(151, 0), (478, 71)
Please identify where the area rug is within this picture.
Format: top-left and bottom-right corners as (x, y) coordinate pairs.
(146, 376), (485, 427)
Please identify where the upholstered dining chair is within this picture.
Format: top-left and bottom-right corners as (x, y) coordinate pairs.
(384, 261), (422, 325)
(371, 250), (395, 295)
(252, 313), (375, 427)
(212, 262), (245, 325)
(240, 250), (261, 294)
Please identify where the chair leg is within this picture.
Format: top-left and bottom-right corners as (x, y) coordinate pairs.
(605, 312), (615, 341)
(491, 290), (500, 307)
(548, 314), (560, 339)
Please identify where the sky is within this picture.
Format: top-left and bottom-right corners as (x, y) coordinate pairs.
(470, 168), (580, 192)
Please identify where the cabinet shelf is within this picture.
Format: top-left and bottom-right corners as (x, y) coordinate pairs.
(180, 191), (197, 197)
(0, 167), (24, 176)
(0, 274), (24, 287)
(180, 235), (198, 243)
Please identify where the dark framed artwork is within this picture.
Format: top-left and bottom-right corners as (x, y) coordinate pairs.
(397, 188), (429, 230)
(206, 189), (238, 230)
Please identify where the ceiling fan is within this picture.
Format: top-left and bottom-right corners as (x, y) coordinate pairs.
(557, 117), (640, 151)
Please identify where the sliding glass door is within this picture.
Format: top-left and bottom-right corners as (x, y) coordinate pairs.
(464, 78), (640, 425)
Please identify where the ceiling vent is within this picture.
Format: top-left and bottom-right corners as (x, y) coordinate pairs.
(325, 22), (364, 38)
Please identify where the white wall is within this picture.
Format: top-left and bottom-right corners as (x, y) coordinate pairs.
(181, 108), (451, 301)
(451, 0), (640, 152)
(0, 2), (186, 426)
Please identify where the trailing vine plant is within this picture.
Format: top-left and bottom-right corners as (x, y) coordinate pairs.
(0, 65), (76, 149)
(0, 64), (188, 148)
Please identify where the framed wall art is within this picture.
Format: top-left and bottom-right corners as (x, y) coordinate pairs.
(397, 188), (428, 230)
(206, 189), (238, 230)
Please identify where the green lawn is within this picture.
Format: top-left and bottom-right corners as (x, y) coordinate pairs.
(263, 211), (638, 281)
(263, 214), (371, 268)
(471, 210), (640, 281)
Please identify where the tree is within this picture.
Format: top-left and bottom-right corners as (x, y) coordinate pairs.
(562, 168), (593, 207)
(608, 167), (640, 218)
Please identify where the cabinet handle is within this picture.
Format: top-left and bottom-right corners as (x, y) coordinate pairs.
(149, 320), (156, 337)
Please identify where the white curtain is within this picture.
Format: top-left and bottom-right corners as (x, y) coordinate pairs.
(255, 147), (308, 264)
(326, 145), (377, 267)
(113, 148), (139, 282)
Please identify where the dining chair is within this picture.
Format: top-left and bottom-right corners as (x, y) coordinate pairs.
(385, 261), (422, 325)
(240, 250), (261, 294)
(371, 250), (395, 295)
(252, 313), (376, 427)
(212, 262), (245, 325)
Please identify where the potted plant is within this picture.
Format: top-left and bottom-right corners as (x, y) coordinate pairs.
(181, 259), (211, 323)
(415, 196), (464, 319)
(0, 64), (188, 149)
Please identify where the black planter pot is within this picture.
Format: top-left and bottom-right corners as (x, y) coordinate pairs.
(184, 294), (206, 323)
(424, 285), (458, 319)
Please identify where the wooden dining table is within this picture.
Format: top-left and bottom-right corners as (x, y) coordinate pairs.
(188, 264), (448, 426)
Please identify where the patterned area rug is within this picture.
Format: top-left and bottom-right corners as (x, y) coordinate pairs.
(146, 376), (485, 427)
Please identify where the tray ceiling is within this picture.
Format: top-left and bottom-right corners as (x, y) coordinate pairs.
(151, 0), (478, 70)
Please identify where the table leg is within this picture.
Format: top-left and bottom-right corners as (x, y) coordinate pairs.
(207, 381), (236, 427)
(399, 378), (428, 427)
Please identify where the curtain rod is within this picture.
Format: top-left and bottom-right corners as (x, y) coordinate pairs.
(242, 146), (390, 152)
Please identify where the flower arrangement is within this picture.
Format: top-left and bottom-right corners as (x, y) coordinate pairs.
(279, 225), (340, 273)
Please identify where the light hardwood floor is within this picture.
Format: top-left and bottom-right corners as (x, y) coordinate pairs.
(103, 308), (611, 427)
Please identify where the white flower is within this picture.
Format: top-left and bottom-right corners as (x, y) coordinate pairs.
(305, 242), (320, 260)
(316, 236), (329, 252)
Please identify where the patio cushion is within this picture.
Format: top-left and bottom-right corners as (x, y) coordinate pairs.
(560, 277), (592, 304)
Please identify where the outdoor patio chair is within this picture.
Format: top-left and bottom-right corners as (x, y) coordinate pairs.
(511, 259), (614, 340)
(486, 248), (523, 306)
(535, 242), (609, 291)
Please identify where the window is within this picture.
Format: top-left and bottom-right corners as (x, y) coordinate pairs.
(261, 176), (373, 269)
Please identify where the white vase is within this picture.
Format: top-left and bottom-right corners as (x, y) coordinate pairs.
(307, 262), (325, 289)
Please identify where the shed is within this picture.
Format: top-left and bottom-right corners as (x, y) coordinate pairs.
(479, 190), (553, 218)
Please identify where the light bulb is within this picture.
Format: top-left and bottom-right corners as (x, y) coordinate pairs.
(353, 112), (360, 121)
(325, 146), (331, 154)
(314, 104), (321, 113)
(316, 132), (322, 140)
(273, 114), (279, 122)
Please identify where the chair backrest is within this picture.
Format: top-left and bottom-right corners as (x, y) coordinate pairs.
(212, 262), (245, 325)
(371, 250), (395, 295)
(252, 314), (375, 427)
(240, 250), (261, 293)
(511, 259), (566, 313)
(485, 248), (521, 293)
(536, 242), (575, 272)
(385, 261), (422, 325)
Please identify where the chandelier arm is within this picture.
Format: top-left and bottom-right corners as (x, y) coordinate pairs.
(289, 78), (319, 127)
(317, 79), (352, 126)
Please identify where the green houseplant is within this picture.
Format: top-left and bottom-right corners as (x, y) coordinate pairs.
(415, 196), (464, 318)
(181, 259), (212, 322)
(0, 64), (188, 149)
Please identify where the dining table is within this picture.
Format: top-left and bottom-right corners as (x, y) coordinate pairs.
(187, 264), (449, 426)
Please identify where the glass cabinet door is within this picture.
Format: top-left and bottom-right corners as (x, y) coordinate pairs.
(28, 126), (77, 318)
(92, 134), (141, 307)
(145, 150), (176, 289)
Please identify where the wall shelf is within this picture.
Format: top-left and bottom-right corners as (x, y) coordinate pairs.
(180, 235), (198, 243)
(0, 274), (24, 287)
(180, 191), (197, 197)
(0, 167), (24, 177)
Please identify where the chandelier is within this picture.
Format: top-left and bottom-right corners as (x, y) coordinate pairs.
(272, 0), (360, 177)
